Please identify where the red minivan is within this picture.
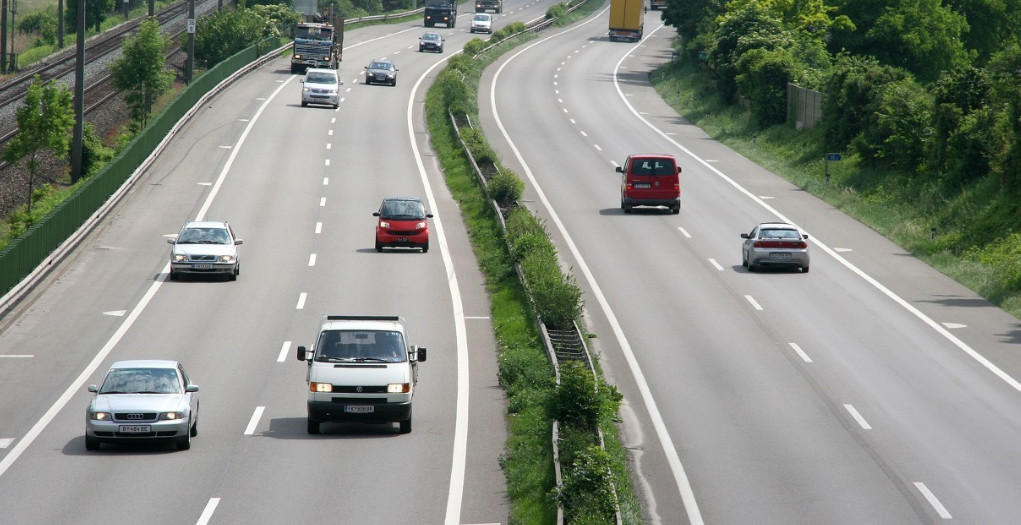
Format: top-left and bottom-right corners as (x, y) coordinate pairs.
(618, 154), (681, 214)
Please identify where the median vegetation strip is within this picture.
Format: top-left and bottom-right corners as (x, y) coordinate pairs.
(425, 2), (644, 522)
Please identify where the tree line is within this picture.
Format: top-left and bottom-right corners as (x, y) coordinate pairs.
(661, 0), (1021, 247)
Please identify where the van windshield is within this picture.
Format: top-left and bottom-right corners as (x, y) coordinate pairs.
(315, 330), (407, 362)
(632, 159), (675, 176)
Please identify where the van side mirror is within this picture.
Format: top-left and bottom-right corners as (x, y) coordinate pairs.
(296, 345), (308, 361)
(615, 166), (624, 173)
(677, 166), (682, 173)
(412, 347), (427, 362)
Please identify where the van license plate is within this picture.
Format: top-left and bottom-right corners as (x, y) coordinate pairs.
(345, 405), (374, 414)
(119, 425), (151, 433)
(633, 183), (651, 189)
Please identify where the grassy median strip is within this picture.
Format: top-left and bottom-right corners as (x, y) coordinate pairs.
(424, 4), (644, 522)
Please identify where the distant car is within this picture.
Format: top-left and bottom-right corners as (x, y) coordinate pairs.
(301, 67), (342, 108)
(85, 360), (200, 451)
(618, 154), (681, 214)
(167, 221), (242, 281)
(419, 31), (444, 52)
(470, 13), (493, 34)
(374, 196), (433, 253)
(741, 222), (810, 273)
(364, 59), (398, 86)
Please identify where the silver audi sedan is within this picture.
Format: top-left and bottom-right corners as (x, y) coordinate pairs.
(167, 220), (242, 281)
(741, 222), (810, 273)
(85, 360), (199, 451)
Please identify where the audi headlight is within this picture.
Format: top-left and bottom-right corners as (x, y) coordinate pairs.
(89, 411), (112, 421)
(159, 412), (186, 421)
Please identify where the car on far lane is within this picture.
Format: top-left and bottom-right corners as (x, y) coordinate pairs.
(374, 196), (433, 253)
(419, 31), (444, 52)
(364, 59), (398, 86)
(85, 360), (200, 451)
(741, 222), (810, 273)
(167, 221), (243, 281)
(470, 13), (493, 33)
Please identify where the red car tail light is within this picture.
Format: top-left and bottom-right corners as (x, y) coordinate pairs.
(754, 240), (806, 249)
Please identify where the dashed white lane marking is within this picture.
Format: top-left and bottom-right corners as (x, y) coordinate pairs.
(308, 254), (317, 267)
(244, 406), (265, 435)
(744, 295), (763, 310)
(914, 482), (952, 519)
(942, 322), (966, 329)
(325, 159), (330, 167)
(677, 227), (691, 238)
(593, 144), (602, 151)
(315, 222), (322, 234)
(198, 182), (212, 186)
(0, 355), (32, 358)
(277, 341), (291, 363)
(759, 195), (774, 200)
(320, 197), (326, 207)
(103, 310), (126, 317)
(327, 143), (331, 150)
(843, 404), (872, 430)
(323, 177), (329, 185)
(195, 497), (220, 525)
(788, 343), (812, 363)
(296, 293), (307, 310)
(218, 145), (231, 149)
(708, 259), (723, 271)
(0, 438), (13, 448)
(328, 129), (333, 136)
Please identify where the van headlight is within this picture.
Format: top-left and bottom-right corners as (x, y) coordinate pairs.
(310, 382), (333, 392)
(388, 383), (410, 393)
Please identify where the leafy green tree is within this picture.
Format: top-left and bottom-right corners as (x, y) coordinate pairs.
(736, 46), (798, 126)
(3, 77), (74, 211)
(865, 0), (972, 82)
(986, 44), (1021, 193)
(927, 66), (993, 184)
(251, 4), (302, 37)
(822, 53), (909, 150)
(706, 2), (784, 101)
(18, 7), (59, 46)
(951, 0), (1021, 65)
(64, 0), (115, 33)
(110, 17), (175, 129)
(192, 8), (271, 67)
(662, 0), (723, 44)
(854, 77), (934, 171)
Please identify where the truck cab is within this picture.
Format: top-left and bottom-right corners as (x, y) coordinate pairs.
(297, 315), (426, 434)
(425, 0), (457, 27)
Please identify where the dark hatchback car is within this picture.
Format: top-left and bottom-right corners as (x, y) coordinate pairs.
(419, 32), (444, 52)
(364, 59), (398, 86)
(374, 196), (433, 252)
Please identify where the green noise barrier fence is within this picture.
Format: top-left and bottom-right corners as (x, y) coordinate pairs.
(0, 37), (286, 306)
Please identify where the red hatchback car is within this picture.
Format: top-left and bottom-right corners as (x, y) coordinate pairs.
(618, 154), (681, 214)
(374, 196), (433, 253)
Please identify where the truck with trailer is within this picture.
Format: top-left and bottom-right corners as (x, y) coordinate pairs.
(424, 0), (457, 27)
(608, 0), (644, 42)
(290, 16), (343, 74)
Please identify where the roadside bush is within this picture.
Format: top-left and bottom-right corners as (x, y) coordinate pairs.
(463, 37), (486, 57)
(552, 445), (617, 524)
(521, 250), (583, 329)
(510, 230), (555, 262)
(80, 124), (115, 178)
(505, 207), (547, 241)
(488, 169), (524, 205)
(552, 361), (598, 428)
(546, 3), (567, 19)
(18, 8), (58, 46)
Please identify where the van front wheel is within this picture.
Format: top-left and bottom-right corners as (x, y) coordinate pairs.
(307, 418), (320, 434)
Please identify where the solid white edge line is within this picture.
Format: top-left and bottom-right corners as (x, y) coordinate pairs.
(195, 497), (221, 525)
(914, 482), (953, 519)
(843, 404), (872, 430)
(0, 78), (293, 482)
(406, 47), (471, 525)
(277, 341), (292, 363)
(491, 15), (705, 525)
(244, 406), (265, 435)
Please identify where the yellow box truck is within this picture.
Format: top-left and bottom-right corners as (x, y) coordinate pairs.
(609, 0), (644, 42)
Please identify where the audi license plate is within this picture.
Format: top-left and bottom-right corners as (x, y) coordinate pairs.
(119, 425), (151, 433)
(344, 405), (374, 414)
(769, 252), (792, 259)
(191, 263), (214, 269)
(634, 183), (651, 188)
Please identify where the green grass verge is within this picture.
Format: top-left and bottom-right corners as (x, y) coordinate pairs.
(425, 2), (644, 522)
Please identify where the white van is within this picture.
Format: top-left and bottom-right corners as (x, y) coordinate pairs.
(297, 315), (426, 434)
